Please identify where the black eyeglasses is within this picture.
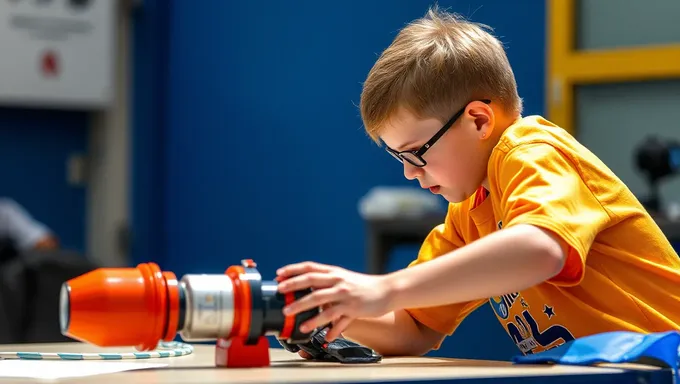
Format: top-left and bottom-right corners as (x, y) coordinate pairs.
(384, 99), (491, 167)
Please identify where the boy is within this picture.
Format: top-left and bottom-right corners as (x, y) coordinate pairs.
(276, 6), (680, 357)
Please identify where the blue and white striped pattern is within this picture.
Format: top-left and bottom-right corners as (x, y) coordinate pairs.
(0, 341), (194, 360)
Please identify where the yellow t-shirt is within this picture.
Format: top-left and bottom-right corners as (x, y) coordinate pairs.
(405, 115), (680, 355)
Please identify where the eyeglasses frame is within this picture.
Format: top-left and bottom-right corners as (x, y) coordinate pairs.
(384, 99), (491, 167)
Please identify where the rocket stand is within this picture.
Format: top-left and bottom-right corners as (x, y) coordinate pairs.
(215, 336), (271, 368)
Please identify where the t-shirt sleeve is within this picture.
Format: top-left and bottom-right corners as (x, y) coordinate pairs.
(403, 204), (486, 344)
(495, 142), (611, 286)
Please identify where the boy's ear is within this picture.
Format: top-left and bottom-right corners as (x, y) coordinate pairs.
(467, 101), (495, 140)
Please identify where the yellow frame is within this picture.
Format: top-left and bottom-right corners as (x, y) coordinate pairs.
(547, 0), (680, 134)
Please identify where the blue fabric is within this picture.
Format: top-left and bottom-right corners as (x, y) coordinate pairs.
(513, 331), (680, 380)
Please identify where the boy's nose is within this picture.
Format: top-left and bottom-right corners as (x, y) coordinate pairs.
(403, 161), (423, 180)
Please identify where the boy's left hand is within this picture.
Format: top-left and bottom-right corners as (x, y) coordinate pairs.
(276, 261), (393, 341)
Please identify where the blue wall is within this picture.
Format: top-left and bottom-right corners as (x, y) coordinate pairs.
(0, 107), (88, 252)
(131, 0), (546, 361)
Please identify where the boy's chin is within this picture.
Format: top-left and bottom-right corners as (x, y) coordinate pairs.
(440, 189), (474, 203)
(443, 196), (466, 204)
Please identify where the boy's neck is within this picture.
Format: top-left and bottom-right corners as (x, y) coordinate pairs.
(483, 111), (519, 151)
(482, 178), (490, 190)
(493, 112), (522, 138)
(480, 112), (521, 192)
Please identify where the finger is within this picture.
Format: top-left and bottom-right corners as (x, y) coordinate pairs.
(299, 305), (347, 333)
(298, 350), (313, 360)
(283, 287), (344, 316)
(277, 272), (339, 293)
(326, 316), (353, 341)
(277, 261), (331, 277)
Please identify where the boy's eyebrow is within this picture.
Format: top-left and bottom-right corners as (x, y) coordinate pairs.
(394, 139), (422, 151)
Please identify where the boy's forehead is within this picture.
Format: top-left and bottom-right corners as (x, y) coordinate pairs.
(379, 107), (442, 149)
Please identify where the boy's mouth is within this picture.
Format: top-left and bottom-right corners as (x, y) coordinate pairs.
(429, 185), (441, 194)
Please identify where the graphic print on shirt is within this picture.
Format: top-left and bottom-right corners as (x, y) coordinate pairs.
(489, 293), (575, 354)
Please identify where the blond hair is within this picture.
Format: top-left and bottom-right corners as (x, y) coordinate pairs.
(360, 6), (522, 143)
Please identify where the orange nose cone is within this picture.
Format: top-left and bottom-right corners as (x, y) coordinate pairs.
(60, 262), (180, 351)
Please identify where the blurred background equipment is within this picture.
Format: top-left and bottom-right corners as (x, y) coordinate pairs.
(635, 136), (680, 213)
(358, 186), (445, 220)
(359, 187), (446, 274)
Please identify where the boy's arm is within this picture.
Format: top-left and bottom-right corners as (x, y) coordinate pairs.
(339, 309), (446, 357)
(385, 224), (565, 310)
(384, 142), (612, 310)
(340, 291), (485, 356)
(279, 143), (611, 338)
(285, 203), (485, 355)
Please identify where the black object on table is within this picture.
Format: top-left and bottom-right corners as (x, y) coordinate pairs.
(365, 212), (680, 275)
(278, 327), (382, 364)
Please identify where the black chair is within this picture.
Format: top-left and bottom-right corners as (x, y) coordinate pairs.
(0, 239), (99, 344)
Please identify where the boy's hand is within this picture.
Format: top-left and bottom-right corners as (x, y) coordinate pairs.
(276, 261), (393, 341)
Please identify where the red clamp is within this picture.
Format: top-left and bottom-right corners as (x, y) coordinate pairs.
(215, 336), (270, 368)
(214, 258), (270, 368)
